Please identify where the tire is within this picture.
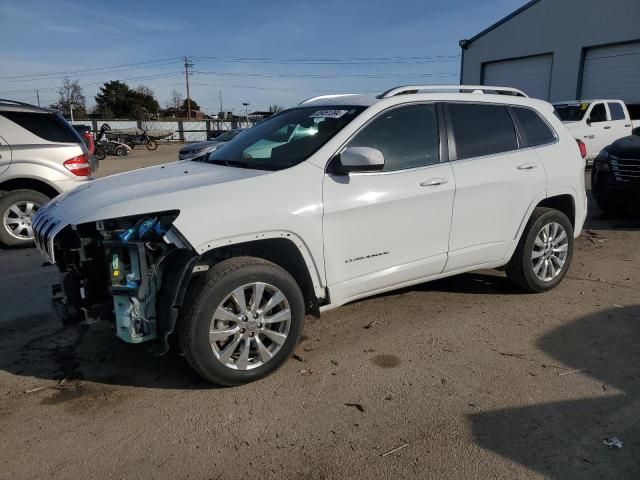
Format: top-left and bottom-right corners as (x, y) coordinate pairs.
(115, 145), (128, 157)
(594, 194), (627, 217)
(506, 207), (574, 293)
(0, 189), (50, 248)
(146, 140), (158, 151)
(94, 144), (107, 160)
(179, 257), (305, 386)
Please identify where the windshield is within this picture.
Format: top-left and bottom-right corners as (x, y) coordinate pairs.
(554, 103), (589, 122)
(215, 130), (242, 142)
(206, 106), (366, 170)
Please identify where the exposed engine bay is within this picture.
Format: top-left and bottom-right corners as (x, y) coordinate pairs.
(48, 211), (198, 353)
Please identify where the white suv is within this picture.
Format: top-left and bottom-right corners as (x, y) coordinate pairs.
(33, 85), (587, 386)
(0, 100), (92, 247)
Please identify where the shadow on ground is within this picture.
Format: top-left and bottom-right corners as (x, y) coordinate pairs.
(0, 313), (212, 390)
(470, 305), (640, 479)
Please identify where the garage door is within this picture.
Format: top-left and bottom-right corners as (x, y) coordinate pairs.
(581, 41), (640, 104)
(482, 54), (552, 100)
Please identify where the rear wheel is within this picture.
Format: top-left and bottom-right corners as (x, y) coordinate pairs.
(179, 257), (305, 386)
(506, 207), (574, 293)
(146, 140), (158, 150)
(94, 144), (107, 160)
(0, 189), (49, 247)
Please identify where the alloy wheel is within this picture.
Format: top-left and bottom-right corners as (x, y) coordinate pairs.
(209, 282), (291, 370)
(531, 222), (569, 282)
(2, 200), (40, 241)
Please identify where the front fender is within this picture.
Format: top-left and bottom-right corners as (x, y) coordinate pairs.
(196, 230), (325, 298)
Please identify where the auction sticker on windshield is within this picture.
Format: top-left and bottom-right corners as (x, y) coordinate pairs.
(310, 110), (348, 119)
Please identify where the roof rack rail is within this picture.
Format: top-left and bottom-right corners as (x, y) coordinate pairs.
(0, 98), (39, 107)
(298, 93), (360, 105)
(378, 85), (528, 99)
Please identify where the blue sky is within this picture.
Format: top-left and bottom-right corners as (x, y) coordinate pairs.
(0, 0), (526, 114)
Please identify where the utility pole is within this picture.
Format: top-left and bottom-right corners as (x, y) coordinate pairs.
(242, 102), (250, 128)
(35, 90), (40, 107)
(219, 90), (223, 117)
(183, 56), (194, 120)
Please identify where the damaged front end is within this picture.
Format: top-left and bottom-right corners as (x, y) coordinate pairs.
(35, 210), (198, 354)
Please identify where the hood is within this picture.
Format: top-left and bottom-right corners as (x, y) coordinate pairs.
(36, 161), (269, 229)
(607, 135), (640, 159)
(180, 140), (222, 152)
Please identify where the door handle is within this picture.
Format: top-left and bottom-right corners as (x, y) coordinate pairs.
(420, 177), (448, 186)
(625, 124), (632, 127)
(604, 126), (611, 130)
(517, 163), (537, 170)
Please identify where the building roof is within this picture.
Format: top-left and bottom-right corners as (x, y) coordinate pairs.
(461, 0), (541, 47)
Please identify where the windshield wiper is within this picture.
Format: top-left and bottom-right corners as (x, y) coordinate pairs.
(207, 159), (254, 169)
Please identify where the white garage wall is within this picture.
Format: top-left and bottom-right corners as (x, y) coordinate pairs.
(581, 41), (640, 104)
(482, 54), (553, 100)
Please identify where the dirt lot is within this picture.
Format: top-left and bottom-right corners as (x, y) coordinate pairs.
(0, 147), (638, 479)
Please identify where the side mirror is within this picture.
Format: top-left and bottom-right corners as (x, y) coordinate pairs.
(586, 118), (592, 126)
(333, 147), (385, 174)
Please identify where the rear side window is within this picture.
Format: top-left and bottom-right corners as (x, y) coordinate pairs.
(511, 107), (556, 147)
(608, 103), (625, 121)
(448, 103), (517, 160)
(0, 111), (81, 143)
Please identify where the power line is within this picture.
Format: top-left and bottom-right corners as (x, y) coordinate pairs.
(1, 54), (460, 83)
(0, 72), (184, 95)
(193, 55), (460, 65)
(0, 57), (183, 82)
(194, 70), (458, 79)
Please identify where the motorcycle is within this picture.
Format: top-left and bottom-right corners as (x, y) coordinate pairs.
(124, 130), (158, 151)
(94, 124), (132, 159)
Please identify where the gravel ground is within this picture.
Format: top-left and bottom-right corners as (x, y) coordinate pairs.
(0, 148), (638, 479)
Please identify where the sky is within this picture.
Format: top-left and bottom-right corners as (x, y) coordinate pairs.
(0, 0), (527, 115)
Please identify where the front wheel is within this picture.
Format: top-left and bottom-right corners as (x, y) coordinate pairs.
(179, 257), (305, 386)
(506, 207), (574, 293)
(146, 139), (158, 150)
(115, 145), (128, 157)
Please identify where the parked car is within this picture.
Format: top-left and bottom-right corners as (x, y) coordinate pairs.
(553, 99), (636, 164)
(32, 85), (587, 385)
(0, 99), (93, 247)
(72, 124), (99, 172)
(592, 134), (640, 215)
(179, 129), (245, 160)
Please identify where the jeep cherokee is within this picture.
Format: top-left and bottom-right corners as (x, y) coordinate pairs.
(33, 85), (587, 386)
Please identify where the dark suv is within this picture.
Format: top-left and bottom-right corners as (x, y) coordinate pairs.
(592, 135), (640, 215)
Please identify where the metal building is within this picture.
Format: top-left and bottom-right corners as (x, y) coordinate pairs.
(459, 0), (640, 111)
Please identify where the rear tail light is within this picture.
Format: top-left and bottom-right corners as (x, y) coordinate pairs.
(64, 153), (92, 177)
(576, 139), (587, 159)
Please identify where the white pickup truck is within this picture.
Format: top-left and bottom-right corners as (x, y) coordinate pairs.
(553, 99), (637, 164)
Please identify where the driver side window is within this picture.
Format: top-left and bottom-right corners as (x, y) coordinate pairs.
(346, 104), (440, 172)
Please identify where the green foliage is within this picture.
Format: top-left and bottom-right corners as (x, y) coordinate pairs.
(94, 81), (160, 118)
(182, 97), (200, 111)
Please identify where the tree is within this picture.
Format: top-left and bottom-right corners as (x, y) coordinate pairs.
(166, 89), (183, 110)
(94, 81), (159, 118)
(269, 104), (284, 114)
(51, 78), (86, 118)
(182, 97), (200, 111)
(131, 85), (159, 118)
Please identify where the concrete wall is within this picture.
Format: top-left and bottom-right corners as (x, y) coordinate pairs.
(70, 120), (240, 142)
(461, 0), (640, 102)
